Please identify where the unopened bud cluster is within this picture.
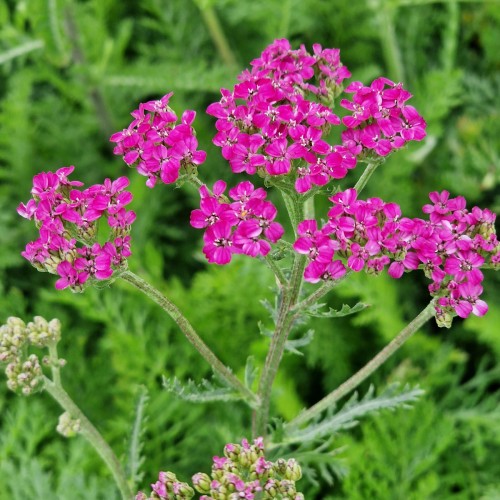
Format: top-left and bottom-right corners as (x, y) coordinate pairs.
(56, 411), (81, 437)
(193, 437), (303, 500)
(0, 316), (62, 395)
(26, 316), (61, 347)
(136, 438), (304, 500)
(135, 471), (194, 500)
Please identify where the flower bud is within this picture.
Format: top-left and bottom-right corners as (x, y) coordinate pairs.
(278, 479), (297, 496)
(0, 317), (28, 362)
(56, 411), (81, 437)
(192, 472), (211, 494)
(27, 316), (61, 347)
(274, 458), (287, 476)
(435, 306), (453, 329)
(6, 354), (43, 395)
(224, 442), (240, 460)
(264, 478), (279, 497)
(284, 459), (302, 481)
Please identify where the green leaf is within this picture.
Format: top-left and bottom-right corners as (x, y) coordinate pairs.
(259, 322), (314, 356)
(244, 356), (258, 390)
(304, 302), (369, 319)
(260, 299), (278, 323)
(285, 329), (315, 356)
(284, 383), (424, 444)
(162, 376), (242, 404)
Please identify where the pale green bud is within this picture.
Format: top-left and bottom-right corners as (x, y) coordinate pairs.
(56, 412), (81, 438)
(435, 308), (453, 329)
(273, 458), (287, 476)
(192, 472), (211, 494)
(284, 459), (302, 481)
(27, 316), (61, 347)
(0, 317), (28, 362)
(6, 354), (43, 395)
(278, 479), (296, 496)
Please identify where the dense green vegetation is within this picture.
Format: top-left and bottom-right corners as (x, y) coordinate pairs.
(0, 0), (499, 498)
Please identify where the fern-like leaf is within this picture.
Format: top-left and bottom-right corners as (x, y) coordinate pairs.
(284, 383), (424, 444)
(304, 301), (369, 319)
(162, 376), (242, 403)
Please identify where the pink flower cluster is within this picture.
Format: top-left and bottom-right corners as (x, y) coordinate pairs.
(135, 471), (194, 500)
(207, 39), (358, 193)
(396, 190), (499, 323)
(294, 189), (499, 321)
(192, 437), (304, 500)
(110, 93), (206, 188)
(17, 166), (135, 291)
(136, 437), (304, 499)
(294, 188), (405, 282)
(340, 77), (427, 158)
(190, 180), (284, 264)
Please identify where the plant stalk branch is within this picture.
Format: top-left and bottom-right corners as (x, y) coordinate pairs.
(354, 161), (381, 195)
(120, 270), (258, 407)
(43, 376), (133, 499)
(288, 301), (435, 428)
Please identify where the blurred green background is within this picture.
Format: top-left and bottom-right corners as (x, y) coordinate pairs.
(0, 0), (499, 498)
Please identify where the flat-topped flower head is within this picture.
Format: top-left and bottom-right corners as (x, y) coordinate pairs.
(340, 78), (427, 159)
(191, 181), (284, 265)
(18, 168), (135, 292)
(207, 40), (355, 194)
(111, 93), (206, 188)
(295, 189), (498, 326)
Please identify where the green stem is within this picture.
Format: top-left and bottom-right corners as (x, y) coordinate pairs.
(253, 252), (306, 437)
(288, 301), (435, 428)
(196, 3), (238, 67)
(281, 191), (301, 239)
(354, 161), (381, 195)
(47, 342), (61, 387)
(263, 254), (288, 287)
(292, 271), (351, 313)
(120, 270), (258, 407)
(43, 376), (133, 499)
(253, 190), (307, 436)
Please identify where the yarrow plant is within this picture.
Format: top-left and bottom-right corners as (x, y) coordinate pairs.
(6, 39), (498, 498)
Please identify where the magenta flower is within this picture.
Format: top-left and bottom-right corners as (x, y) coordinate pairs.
(55, 261), (88, 290)
(111, 93), (205, 188)
(202, 222), (235, 265)
(19, 168), (135, 291)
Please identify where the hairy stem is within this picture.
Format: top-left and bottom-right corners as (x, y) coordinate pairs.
(288, 301), (435, 428)
(263, 254), (288, 287)
(43, 376), (133, 499)
(47, 342), (61, 387)
(253, 191), (307, 437)
(120, 270), (258, 407)
(253, 253), (306, 437)
(354, 161), (381, 194)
